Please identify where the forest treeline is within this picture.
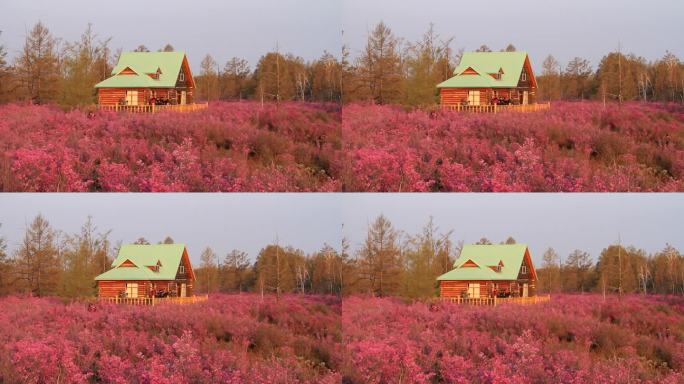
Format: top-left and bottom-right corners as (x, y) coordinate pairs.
(1, 21), (682, 107)
(1, 214), (683, 298)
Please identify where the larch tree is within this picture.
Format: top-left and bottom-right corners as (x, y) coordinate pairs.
(357, 215), (402, 296)
(255, 244), (298, 295)
(199, 246), (218, 294)
(0, 33), (14, 103)
(539, 54), (561, 101)
(502, 44), (517, 52)
(475, 237), (492, 245)
(16, 22), (61, 104)
(540, 247), (560, 293)
(563, 57), (593, 99)
(221, 249), (251, 292)
(310, 52), (342, 102)
(357, 22), (403, 104)
(563, 249), (593, 293)
(0, 224), (9, 295)
(220, 57), (250, 100)
(60, 24), (112, 106)
(14, 214), (61, 296)
(402, 217), (454, 298)
(59, 216), (112, 297)
(198, 54), (219, 101)
(404, 24), (454, 106)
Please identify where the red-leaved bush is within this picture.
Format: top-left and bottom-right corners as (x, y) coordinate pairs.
(342, 294), (684, 383)
(0, 294), (341, 383)
(0, 102), (341, 192)
(341, 102), (684, 191)
(0, 101), (683, 191)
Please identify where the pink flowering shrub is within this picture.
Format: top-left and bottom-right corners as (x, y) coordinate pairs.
(342, 295), (684, 383)
(0, 102), (341, 192)
(0, 101), (682, 191)
(0, 294), (341, 383)
(342, 102), (684, 191)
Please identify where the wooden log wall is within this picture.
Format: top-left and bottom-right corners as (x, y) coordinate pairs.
(440, 280), (529, 298)
(440, 88), (517, 106)
(98, 280), (180, 297)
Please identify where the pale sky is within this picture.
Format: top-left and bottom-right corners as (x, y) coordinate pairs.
(2, 0), (682, 74)
(342, 0), (684, 71)
(0, 0), (341, 72)
(0, 193), (681, 266)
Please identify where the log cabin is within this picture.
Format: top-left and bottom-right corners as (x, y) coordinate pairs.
(94, 51), (196, 106)
(436, 51), (538, 107)
(436, 244), (538, 299)
(95, 244), (196, 298)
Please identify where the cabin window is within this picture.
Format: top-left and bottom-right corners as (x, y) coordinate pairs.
(179, 265), (185, 274)
(125, 90), (138, 106)
(467, 90), (480, 106)
(126, 283), (138, 298)
(521, 265), (528, 274)
(521, 71), (527, 82)
(467, 283), (480, 299)
(179, 71), (185, 82)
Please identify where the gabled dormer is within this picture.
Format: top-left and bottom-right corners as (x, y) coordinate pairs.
(147, 67), (162, 80)
(117, 66), (138, 76)
(489, 67), (504, 80)
(147, 259), (163, 272)
(460, 259), (479, 268)
(489, 259), (505, 272)
(460, 66), (479, 75)
(119, 259), (137, 267)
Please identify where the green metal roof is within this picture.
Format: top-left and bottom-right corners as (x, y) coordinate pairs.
(436, 244), (528, 281)
(436, 51), (529, 89)
(95, 244), (187, 281)
(94, 51), (187, 88)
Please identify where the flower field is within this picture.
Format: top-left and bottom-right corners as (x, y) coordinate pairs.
(342, 295), (684, 383)
(0, 294), (341, 384)
(0, 101), (683, 191)
(342, 102), (684, 191)
(0, 102), (342, 192)
(1, 294), (683, 383)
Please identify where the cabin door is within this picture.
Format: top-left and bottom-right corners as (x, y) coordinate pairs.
(523, 283), (529, 297)
(125, 90), (138, 106)
(180, 283), (187, 297)
(467, 90), (480, 106)
(522, 91), (529, 105)
(180, 91), (187, 105)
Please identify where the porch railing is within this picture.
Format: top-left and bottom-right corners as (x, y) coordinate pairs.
(98, 295), (209, 306)
(439, 294), (551, 306)
(441, 102), (551, 113)
(97, 103), (209, 113)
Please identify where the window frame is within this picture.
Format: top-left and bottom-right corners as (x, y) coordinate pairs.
(467, 90), (480, 106)
(125, 90), (138, 106)
(179, 264), (185, 274)
(179, 71), (185, 82)
(126, 282), (138, 298)
(521, 265), (528, 274)
(521, 71), (527, 82)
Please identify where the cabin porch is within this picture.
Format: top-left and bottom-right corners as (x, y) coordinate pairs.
(439, 294), (551, 306)
(98, 295), (209, 306)
(97, 103), (208, 113)
(440, 102), (550, 113)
